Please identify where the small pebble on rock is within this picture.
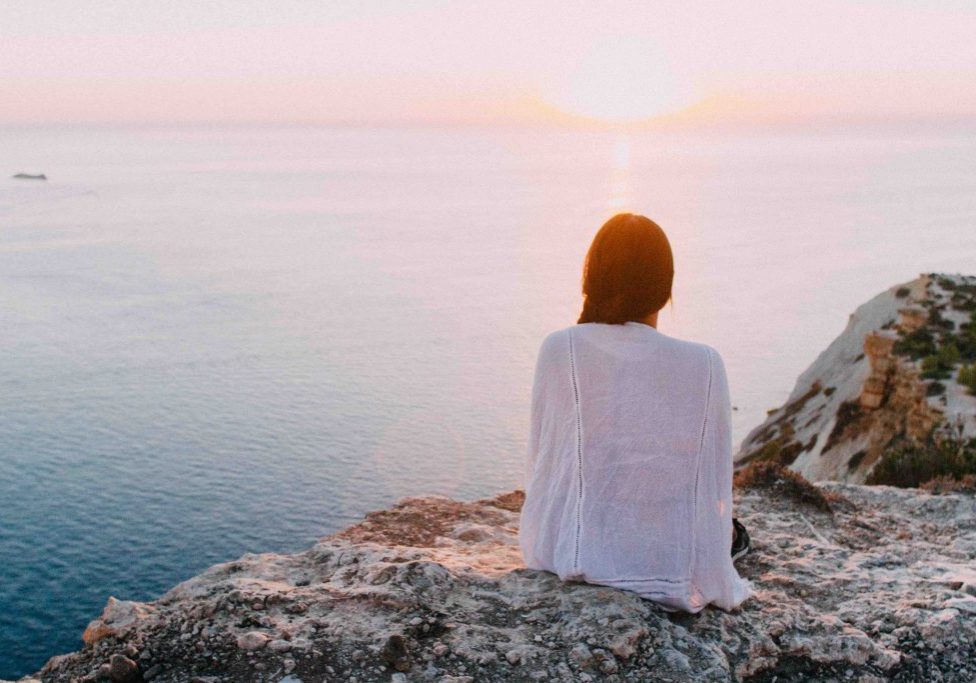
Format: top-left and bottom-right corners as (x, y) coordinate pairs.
(108, 654), (140, 683)
(236, 631), (270, 651)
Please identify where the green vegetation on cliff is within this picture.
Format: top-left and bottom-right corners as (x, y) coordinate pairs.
(867, 433), (976, 488)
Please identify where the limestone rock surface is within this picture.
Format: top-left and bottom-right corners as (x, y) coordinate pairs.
(21, 482), (976, 682)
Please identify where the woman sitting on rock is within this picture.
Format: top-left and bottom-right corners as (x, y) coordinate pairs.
(518, 213), (753, 612)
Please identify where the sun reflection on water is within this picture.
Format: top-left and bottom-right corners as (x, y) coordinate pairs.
(608, 136), (633, 211)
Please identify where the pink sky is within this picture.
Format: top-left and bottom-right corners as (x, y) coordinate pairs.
(2, 1), (975, 126)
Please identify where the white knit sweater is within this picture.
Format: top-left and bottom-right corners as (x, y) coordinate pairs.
(518, 321), (753, 612)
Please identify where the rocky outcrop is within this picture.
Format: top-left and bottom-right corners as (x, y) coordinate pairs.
(736, 273), (976, 483)
(11, 274), (976, 683)
(17, 478), (976, 683)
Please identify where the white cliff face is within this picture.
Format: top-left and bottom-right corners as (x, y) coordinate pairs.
(736, 273), (976, 484)
(22, 481), (976, 683)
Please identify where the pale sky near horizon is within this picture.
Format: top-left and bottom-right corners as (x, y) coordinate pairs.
(2, 1), (975, 126)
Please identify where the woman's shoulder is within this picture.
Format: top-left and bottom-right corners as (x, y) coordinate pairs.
(534, 326), (573, 362)
(537, 326), (568, 347)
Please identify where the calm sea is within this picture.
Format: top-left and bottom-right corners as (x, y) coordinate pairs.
(1, 123), (974, 676)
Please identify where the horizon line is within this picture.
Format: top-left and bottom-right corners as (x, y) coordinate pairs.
(3, 112), (976, 132)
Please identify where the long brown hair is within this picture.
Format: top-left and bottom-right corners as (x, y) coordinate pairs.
(577, 213), (674, 324)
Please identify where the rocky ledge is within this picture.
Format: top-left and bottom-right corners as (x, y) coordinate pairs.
(16, 468), (976, 683)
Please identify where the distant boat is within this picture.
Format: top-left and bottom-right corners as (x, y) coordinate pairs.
(12, 173), (47, 180)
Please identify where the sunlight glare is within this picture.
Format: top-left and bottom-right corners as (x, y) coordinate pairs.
(546, 35), (698, 123)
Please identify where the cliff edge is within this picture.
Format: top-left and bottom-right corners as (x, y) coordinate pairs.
(18, 476), (976, 682)
(736, 273), (976, 484)
(13, 275), (976, 683)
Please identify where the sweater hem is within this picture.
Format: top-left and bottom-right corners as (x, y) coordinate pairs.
(585, 576), (691, 586)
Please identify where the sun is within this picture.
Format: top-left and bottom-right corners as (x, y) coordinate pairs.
(544, 35), (698, 123)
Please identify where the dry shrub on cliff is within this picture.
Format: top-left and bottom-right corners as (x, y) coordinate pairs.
(920, 341), (961, 380)
(733, 461), (841, 513)
(893, 327), (937, 359)
(920, 473), (976, 494)
(822, 400), (864, 453)
(867, 434), (976, 488)
(481, 489), (525, 512)
(959, 363), (976, 395)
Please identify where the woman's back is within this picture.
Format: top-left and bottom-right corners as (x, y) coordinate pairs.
(518, 321), (752, 612)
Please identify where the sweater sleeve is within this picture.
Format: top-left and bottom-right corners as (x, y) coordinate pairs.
(690, 346), (753, 611)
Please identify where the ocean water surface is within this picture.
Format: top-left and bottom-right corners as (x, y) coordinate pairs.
(1, 123), (975, 676)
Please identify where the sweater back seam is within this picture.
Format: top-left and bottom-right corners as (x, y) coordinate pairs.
(689, 346), (714, 582)
(568, 327), (583, 576)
